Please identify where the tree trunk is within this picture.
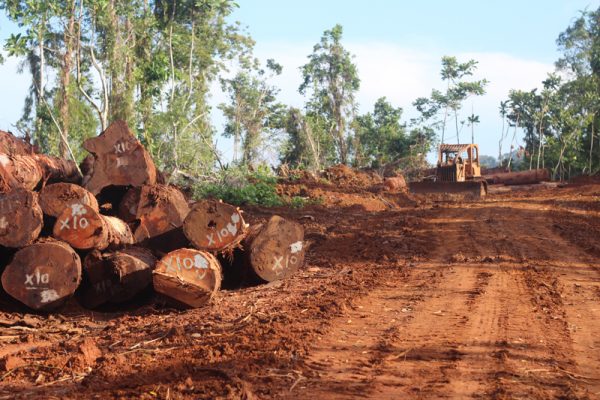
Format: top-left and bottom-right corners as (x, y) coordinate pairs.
(183, 199), (247, 254)
(153, 248), (222, 308)
(0, 152), (81, 193)
(120, 184), (190, 251)
(1, 239), (81, 311)
(80, 247), (156, 308)
(0, 189), (43, 248)
(483, 168), (550, 185)
(53, 204), (133, 250)
(39, 183), (99, 218)
(82, 120), (158, 195)
(242, 215), (305, 282)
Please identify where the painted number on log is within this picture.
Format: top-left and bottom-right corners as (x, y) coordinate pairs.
(24, 269), (59, 303)
(163, 254), (210, 280)
(114, 139), (132, 154)
(272, 241), (303, 276)
(206, 213), (240, 246)
(59, 204), (90, 230)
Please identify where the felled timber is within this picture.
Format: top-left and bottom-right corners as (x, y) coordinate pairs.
(0, 189), (43, 248)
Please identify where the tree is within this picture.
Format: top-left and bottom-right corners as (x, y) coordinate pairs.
(413, 56), (487, 145)
(219, 59), (284, 166)
(353, 97), (408, 168)
(299, 24), (360, 165)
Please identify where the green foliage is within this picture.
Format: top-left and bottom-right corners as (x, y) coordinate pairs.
(413, 56), (488, 144)
(299, 24), (360, 165)
(193, 165), (284, 207)
(353, 97), (410, 168)
(219, 58), (284, 166)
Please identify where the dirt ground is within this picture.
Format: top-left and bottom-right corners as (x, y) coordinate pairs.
(1, 173), (599, 399)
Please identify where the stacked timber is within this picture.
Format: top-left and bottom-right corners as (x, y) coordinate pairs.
(0, 120), (307, 312)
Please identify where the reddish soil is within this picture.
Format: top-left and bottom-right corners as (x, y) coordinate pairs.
(1, 176), (600, 399)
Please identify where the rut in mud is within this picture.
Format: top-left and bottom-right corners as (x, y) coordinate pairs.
(0, 179), (599, 399)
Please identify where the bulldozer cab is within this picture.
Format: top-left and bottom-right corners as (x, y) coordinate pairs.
(437, 144), (481, 182)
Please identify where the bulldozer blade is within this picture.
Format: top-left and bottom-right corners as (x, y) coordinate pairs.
(409, 180), (487, 197)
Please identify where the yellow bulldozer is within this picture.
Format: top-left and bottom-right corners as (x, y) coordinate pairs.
(409, 143), (488, 197)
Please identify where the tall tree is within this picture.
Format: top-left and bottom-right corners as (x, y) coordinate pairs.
(299, 24), (360, 165)
(219, 59), (284, 166)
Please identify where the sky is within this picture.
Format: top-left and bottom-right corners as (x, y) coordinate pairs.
(0, 0), (596, 162)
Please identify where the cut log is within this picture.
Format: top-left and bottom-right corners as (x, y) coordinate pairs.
(483, 168), (550, 186)
(0, 189), (43, 248)
(118, 186), (141, 223)
(121, 185), (190, 252)
(0, 154), (43, 192)
(183, 199), (247, 253)
(53, 204), (133, 250)
(80, 247), (156, 308)
(1, 240), (81, 310)
(243, 216), (305, 282)
(39, 183), (99, 218)
(34, 154), (81, 185)
(82, 120), (158, 195)
(0, 130), (34, 155)
(153, 248), (221, 308)
(0, 153), (81, 192)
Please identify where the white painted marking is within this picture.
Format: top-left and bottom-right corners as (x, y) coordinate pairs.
(70, 203), (86, 216)
(206, 233), (215, 246)
(194, 255), (208, 269)
(226, 222), (237, 236)
(0, 217), (7, 230)
(231, 213), (240, 224)
(290, 241), (303, 254)
(40, 290), (60, 303)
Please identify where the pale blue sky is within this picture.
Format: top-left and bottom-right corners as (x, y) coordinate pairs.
(0, 0), (596, 161)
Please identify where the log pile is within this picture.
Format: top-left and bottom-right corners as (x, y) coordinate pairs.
(0, 121), (306, 311)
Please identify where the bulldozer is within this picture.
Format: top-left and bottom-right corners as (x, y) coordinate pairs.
(409, 143), (488, 197)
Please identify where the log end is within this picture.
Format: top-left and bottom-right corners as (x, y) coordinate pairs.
(1, 240), (81, 311)
(0, 189), (43, 248)
(153, 248), (221, 308)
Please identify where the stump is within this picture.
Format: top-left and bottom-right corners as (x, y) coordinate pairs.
(243, 216), (305, 282)
(82, 120), (158, 195)
(1, 240), (82, 310)
(0, 189), (43, 248)
(39, 183), (99, 218)
(183, 199), (247, 253)
(153, 248), (221, 308)
(80, 247), (156, 308)
(53, 204), (133, 250)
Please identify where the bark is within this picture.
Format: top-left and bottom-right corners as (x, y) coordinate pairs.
(80, 247), (156, 308)
(242, 215), (305, 282)
(1, 239), (81, 311)
(0, 189), (43, 248)
(153, 248), (222, 308)
(483, 169), (550, 186)
(39, 183), (98, 218)
(53, 204), (133, 250)
(183, 199), (247, 254)
(82, 120), (158, 195)
(0, 153), (81, 192)
(0, 130), (34, 155)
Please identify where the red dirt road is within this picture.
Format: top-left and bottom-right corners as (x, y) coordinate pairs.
(0, 179), (599, 399)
